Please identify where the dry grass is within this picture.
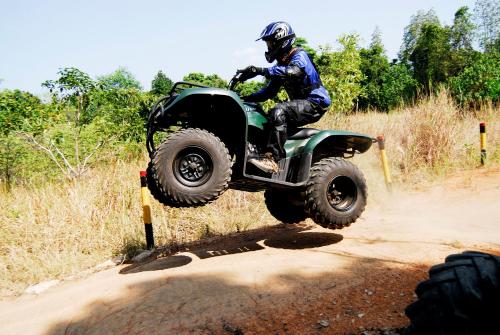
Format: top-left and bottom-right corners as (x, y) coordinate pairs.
(1, 93), (499, 296)
(0, 160), (276, 296)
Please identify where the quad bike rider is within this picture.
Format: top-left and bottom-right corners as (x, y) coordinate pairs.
(240, 21), (331, 175)
(145, 23), (375, 230)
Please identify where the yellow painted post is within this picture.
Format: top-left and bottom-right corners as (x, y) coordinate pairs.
(377, 135), (392, 191)
(140, 171), (154, 249)
(480, 122), (486, 166)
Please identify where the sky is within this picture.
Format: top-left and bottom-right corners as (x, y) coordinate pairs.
(0, 0), (477, 95)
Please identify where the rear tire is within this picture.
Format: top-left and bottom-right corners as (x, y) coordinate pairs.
(305, 158), (367, 229)
(148, 128), (232, 207)
(405, 251), (500, 335)
(264, 189), (307, 224)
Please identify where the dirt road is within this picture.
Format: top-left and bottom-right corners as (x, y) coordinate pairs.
(1, 167), (499, 335)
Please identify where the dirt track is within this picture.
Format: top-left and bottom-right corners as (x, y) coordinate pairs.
(1, 167), (499, 335)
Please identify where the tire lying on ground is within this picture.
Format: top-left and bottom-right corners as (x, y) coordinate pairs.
(148, 128), (232, 207)
(405, 251), (500, 335)
(264, 188), (307, 224)
(305, 157), (367, 229)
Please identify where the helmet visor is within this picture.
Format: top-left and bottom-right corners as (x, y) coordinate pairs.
(266, 40), (276, 51)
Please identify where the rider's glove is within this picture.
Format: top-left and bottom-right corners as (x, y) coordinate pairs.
(237, 66), (267, 82)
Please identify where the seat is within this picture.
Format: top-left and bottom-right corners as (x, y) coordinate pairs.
(288, 128), (320, 140)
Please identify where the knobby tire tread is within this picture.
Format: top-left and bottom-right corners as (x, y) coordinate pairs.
(148, 128), (232, 207)
(305, 157), (367, 230)
(405, 251), (500, 335)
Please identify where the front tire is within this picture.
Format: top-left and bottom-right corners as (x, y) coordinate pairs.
(148, 128), (232, 207)
(305, 158), (367, 229)
(147, 161), (170, 205)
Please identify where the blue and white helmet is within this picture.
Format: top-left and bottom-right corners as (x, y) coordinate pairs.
(256, 21), (296, 63)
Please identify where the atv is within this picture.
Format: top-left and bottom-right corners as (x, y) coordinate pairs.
(145, 72), (374, 229)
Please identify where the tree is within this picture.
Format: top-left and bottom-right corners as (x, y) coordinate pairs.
(370, 26), (384, 50)
(24, 67), (150, 178)
(0, 90), (49, 188)
(449, 52), (500, 105)
(447, 7), (478, 79)
(42, 67), (97, 128)
(12, 68), (108, 178)
(358, 27), (418, 111)
(37, 68), (99, 177)
(378, 63), (418, 110)
(151, 70), (173, 95)
(232, 80), (265, 97)
(400, 9), (440, 64)
(358, 27), (390, 109)
(316, 34), (364, 112)
(409, 23), (452, 93)
(0, 90), (45, 136)
(451, 6), (475, 50)
(473, 0), (500, 52)
(87, 88), (153, 142)
(97, 67), (142, 90)
(182, 73), (227, 88)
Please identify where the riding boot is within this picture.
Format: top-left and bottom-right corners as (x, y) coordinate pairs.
(267, 124), (287, 160)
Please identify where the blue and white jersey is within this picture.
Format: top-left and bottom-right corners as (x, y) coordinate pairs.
(248, 48), (331, 109)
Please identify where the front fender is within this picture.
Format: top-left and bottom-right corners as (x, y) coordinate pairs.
(156, 87), (249, 161)
(166, 87), (245, 111)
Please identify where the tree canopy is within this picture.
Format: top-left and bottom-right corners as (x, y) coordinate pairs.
(151, 70), (173, 95)
(97, 67), (142, 90)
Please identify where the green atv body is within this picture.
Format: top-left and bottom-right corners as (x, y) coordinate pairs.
(146, 79), (374, 229)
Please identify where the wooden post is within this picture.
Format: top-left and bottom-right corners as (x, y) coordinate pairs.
(140, 171), (154, 249)
(480, 122), (486, 166)
(377, 135), (392, 191)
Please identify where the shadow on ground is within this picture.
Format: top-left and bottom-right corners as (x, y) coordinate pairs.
(264, 231), (343, 249)
(121, 255), (194, 274)
(121, 223), (342, 274)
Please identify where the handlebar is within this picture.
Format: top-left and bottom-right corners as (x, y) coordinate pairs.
(229, 66), (261, 91)
(228, 71), (243, 91)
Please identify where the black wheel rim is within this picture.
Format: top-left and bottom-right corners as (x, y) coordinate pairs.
(327, 176), (357, 211)
(173, 146), (213, 187)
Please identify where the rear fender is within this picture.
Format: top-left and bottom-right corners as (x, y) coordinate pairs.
(280, 130), (374, 185)
(304, 130), (374, 160)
